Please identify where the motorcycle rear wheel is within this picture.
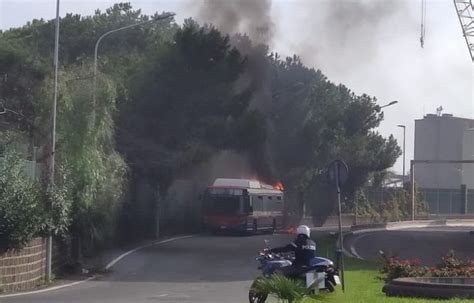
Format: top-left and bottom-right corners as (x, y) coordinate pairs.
(325, 280), (336, 292)
(248, 290), (268, 303)
(249, 278), (268, 303)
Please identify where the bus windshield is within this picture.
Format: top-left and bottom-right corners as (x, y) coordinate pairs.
(204, 194), (242, 215)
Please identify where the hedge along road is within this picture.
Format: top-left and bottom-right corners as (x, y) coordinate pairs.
(344, 226), (474, 264)
(1, 234), (293, 303)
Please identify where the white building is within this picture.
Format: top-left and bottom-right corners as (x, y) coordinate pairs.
(414, 114), (474, 190)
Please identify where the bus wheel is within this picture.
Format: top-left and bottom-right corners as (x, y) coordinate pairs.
(253, 220), (258, 234)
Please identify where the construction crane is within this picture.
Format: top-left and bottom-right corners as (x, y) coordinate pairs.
(453, 0), (474, 62)
(420, 0), (474, 61)
(420, 0), (427, 48)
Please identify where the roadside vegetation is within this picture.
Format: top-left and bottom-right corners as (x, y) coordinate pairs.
(257, 235), (472, 302)
(1, 2), (405, 254)
(0, 135), (70, 251)
(381, 251), (473, 282)
(257, 236), (472, 303)
(311, 236), (471, 303)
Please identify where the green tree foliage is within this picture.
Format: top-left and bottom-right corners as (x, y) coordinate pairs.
(0, 3), (144, 250)
(0, 2), (402, 242)
(0, 151), (43, 250)
(240, 50), (403, 223)
(0, 2), (169, 248)
(117, 21), (260, 235)
(35, 66), (127, 252)
(120, 21), (252, 180)
(0, 149), (70, 251)
(0, 39), (46, 136)
(266, 55), (401, 218)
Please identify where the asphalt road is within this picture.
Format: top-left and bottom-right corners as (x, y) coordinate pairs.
(1, 234), (292, 303)
(3, 227), (473, 302)
(345, 226), (474, 265)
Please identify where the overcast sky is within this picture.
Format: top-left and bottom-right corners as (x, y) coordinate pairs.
(1, 0), (473, 175)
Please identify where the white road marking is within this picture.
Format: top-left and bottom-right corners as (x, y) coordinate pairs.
(349, 233), (371, 260)
(0, 277), (95, 299)
(347, 225), (473, 261)
(105, 235), (193, 270)
(0, 235), (193, 298)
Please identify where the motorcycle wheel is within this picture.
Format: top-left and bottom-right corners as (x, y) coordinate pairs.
(325, 280), (336, 293)
(249, 278), (268, 303)
(248, 290), (268, 303)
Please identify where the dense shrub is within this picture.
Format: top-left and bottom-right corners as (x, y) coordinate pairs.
(0, 151), (70, 251)
(431, 251), (474, 278)
(381, 251), (473, 282)
(354, 185), (428, 223)
(0, 152), (44, 250)
(380, 256), (429, 282)
(252, 274), (314, 303)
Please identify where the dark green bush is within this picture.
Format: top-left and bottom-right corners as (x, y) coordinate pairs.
(0, 151), (70, 251)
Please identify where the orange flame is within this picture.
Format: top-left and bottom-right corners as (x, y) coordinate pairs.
(274, 182), (284, 191)
(287, 226), (296, 234)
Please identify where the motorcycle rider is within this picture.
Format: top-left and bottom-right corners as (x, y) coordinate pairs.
(269, 225), (316, 278)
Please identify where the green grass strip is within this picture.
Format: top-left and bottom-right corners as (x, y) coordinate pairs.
(304, 234), (472, 303)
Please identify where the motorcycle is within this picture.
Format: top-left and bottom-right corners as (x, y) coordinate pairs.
(249, 244), (340, 303)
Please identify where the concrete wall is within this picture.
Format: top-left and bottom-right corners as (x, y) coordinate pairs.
(414, 114), (474, 189)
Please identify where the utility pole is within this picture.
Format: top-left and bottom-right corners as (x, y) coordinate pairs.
(411, 160), (415, 221)
(397, 125), (406, 182)
(47, 0), (60, 281)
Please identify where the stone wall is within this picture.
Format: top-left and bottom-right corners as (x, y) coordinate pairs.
(0, 238), (47, 292)
(0, 237), (70, 293)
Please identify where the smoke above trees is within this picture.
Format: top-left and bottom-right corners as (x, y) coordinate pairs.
(0, 3), (402, 238)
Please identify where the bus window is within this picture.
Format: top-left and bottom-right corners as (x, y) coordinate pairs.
(243, 194), (252, 214)
(252, 195), (264, 212)
(274, 201), (283, 212)
(209, 188), (243, 196)
(264, 195), (283, 212)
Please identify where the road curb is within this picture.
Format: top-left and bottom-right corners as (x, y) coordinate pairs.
(0, 235), (193, 298)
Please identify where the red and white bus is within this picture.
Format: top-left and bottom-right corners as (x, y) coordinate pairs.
(203, 178), (284, 234)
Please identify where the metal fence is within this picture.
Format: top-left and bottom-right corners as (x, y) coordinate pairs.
(0, 157), (40, 180)
(360, 187), (474, 216)
(23, 159), (40, 180)
(419, 188), (474, 215)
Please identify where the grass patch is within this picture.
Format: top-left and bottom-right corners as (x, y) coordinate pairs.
(306, 234), (471, 303)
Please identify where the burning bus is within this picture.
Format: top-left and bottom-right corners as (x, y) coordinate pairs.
(202, 178), (284, 234)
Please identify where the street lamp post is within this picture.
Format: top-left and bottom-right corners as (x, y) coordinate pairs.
(47, 0), (61, 282)
(380, 100), (399, 109)
(397, 125), (406, 182)
(92, 12), (175, 125)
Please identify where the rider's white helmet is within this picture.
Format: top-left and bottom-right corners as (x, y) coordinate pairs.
(296, 225), (311, 238)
